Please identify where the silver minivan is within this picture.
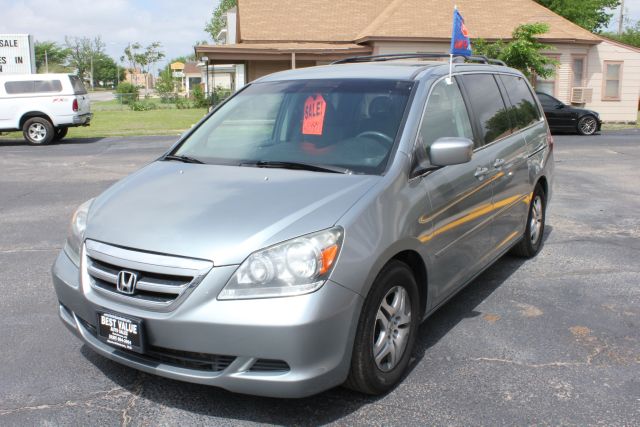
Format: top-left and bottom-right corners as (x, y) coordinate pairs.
(52, 55), (554, 398)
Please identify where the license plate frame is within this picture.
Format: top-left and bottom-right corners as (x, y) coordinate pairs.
(97, 311), (144, 354)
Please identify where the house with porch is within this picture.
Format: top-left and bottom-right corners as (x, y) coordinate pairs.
(195, 0), (640, 123)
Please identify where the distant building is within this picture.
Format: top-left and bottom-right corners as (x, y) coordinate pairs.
(196, 0), (640, 123)
(125, 68), (154, 89)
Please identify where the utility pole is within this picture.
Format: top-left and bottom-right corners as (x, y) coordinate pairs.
(90, 55), (94, 90)
(618, 0), (625, 35)
(45, 50), (49, 73)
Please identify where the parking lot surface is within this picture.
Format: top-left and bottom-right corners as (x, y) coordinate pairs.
(1, 131), (638, 426)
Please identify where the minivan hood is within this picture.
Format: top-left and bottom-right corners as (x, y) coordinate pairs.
(86, 161), (378, 265)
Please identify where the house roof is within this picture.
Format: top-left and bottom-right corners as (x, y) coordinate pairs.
(237, 0), (601, 44)
(196, 42), (372, 63)
(183, 62), (200, 74)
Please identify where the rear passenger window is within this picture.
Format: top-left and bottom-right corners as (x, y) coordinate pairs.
(5, 81), (34, 94)
(499, 75), (541, 130)
(5, 80), (62, 94)
(461, 74), (511, 145)
(34, 80), (62, 93)
(417, 78), (474, 158)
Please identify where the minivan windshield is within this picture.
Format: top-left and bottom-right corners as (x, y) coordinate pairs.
(173, 79), (414, 174)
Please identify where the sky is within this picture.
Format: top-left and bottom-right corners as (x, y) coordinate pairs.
(1, 0), (216, 67)
(607, 1), (640, 32)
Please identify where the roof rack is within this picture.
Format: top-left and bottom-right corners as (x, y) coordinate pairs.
(331, 53), (506, 66)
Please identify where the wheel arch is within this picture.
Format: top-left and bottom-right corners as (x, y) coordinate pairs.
(536, 176), (548, 198)
(387, 249), (428, 318)
(20, 112), (54, 129)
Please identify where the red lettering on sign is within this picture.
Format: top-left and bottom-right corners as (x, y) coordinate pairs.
(302, 94), (326, 135)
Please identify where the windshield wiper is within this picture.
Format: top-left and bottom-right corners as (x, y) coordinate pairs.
(240, 160), (351, 174)
(162, 154), (205, 164)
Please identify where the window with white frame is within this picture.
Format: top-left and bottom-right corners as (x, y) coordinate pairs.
(572, 56), (586, 88)
(602, 61), (622, 101)
(535, 56), (559, 96)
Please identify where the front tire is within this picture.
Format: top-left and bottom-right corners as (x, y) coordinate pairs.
(23, 117), (54, 145)
(345, 261), (420, 395)
(577, 115), (598, 135)
(512, 184), (546, 258)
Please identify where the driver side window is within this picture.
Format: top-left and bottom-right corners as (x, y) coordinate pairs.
(417, 78), (474, 161)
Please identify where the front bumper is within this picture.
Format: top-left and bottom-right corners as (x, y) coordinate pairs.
(52, 250), (363, 398)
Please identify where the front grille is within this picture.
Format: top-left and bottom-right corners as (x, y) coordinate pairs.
(77, 316), (235, 372)
(83, 239), (213, 311)
(249, 359), (290, 372)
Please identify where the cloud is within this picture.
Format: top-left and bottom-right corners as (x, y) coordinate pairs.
(2, 0), (214, 66)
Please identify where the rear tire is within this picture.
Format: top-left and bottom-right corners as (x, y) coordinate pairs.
(23, 117), (54, 145)
(344, 260), (420, 395)
(577, 115), (598, 136)
(54, 127), (68, 141)
(512, 184), (546, 258)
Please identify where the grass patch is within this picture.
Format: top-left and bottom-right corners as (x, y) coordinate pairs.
(0, 106), (208, 139)
(601, 112), (640, 131)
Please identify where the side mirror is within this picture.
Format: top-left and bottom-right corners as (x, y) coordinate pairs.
(555, 103), (565, 109)
(429, 137), (474, 167)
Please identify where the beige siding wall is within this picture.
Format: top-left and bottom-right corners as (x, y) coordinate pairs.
(373, 40), (640, 123)
(373, 41), (449, 55)
(247, 60), (316, 82)
(584, 41), (640, 122)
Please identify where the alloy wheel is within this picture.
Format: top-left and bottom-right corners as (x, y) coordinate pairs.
(28, 123), (47, 142)
(530, 195), (543, 244)
(579, 117), (597, 135)
(372, 285), (412, 372)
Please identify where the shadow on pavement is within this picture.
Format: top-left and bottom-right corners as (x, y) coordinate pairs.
(0, 137), (105, 147)
(81, 228), (552, 425)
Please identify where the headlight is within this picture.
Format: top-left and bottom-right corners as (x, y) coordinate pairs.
(64, 198), (94, 266)
(218, 227), (343, 300)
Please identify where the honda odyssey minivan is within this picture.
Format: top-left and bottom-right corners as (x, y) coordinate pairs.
(52, 54), (554, 397)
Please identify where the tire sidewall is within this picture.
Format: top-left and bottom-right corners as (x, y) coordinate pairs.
(54, 127), (68, 141)
(352, 261), (420, 393)
(526, 186), (546, 254)
(23, 118), (54, 145)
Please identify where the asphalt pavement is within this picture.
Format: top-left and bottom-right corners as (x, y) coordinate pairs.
(0, 131), (638, 426)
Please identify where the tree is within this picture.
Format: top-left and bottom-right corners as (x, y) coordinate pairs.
(535, 0), (620, 33)
(65, 36), (106, 86)
(474, 23), (559, 82)
(205, 0), (237, 42)
(92, 52), (124, 87)
(34, 41), (70, 73)
(121, 42), (143, 72)
(121, 42), (165, 90)
(601, 21), (640, 47)
(155, 67), (176, 102)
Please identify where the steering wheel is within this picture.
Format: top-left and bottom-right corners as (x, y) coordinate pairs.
(355, 131), (394, 147)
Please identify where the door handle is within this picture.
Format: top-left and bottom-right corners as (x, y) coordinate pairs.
(493, 158), (506, 168)
(474, 167), (490, 178)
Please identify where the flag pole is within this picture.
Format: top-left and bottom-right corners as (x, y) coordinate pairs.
(447, 5), (457, 85)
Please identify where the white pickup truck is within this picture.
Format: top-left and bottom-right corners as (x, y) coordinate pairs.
(0, 73), (92, 145)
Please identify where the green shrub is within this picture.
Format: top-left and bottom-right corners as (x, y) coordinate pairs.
(115, 82), (139, 105)
(191, 85), (209, 108)
(129, 100), (157, 111)
(175, 97), (193, 109)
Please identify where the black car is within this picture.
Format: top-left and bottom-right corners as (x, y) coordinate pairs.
(536, 92), (602, 135)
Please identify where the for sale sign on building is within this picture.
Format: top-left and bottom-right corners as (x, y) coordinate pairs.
(0, 34), (36, 74)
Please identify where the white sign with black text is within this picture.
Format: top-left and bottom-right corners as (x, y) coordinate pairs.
(0, 34), (36, 74)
